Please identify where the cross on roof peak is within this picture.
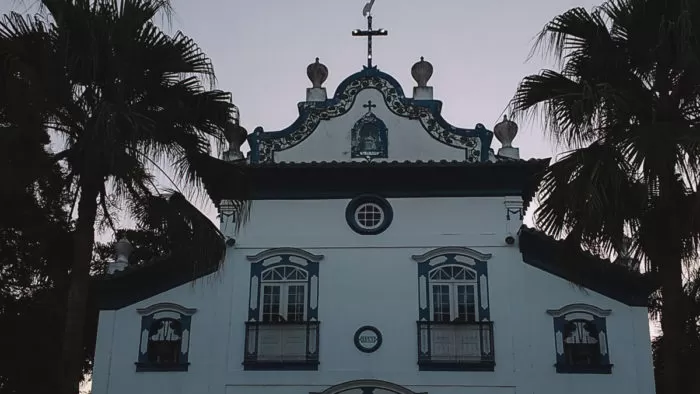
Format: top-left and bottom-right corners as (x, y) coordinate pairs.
(352, 1), (388, 68)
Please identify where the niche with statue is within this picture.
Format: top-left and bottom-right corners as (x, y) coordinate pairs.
(351, 100), (388, 159)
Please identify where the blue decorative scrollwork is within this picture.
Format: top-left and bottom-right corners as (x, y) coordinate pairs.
(248, 67), (493, 163)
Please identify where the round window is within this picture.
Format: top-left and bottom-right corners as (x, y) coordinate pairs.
(346, 195), (393, 235)
(354, 203), (385, 230)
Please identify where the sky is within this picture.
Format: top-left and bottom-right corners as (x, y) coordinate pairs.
(163, 0), (603, 223)
(1, 0), (605, 224)
(164, 0), (600, 161)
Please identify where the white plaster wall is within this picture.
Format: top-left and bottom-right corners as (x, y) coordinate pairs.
(229, 197), (517, 249)
(507, 257), (655, 394)
(93, 196), (655, 394)
(273, 89), (471, 163)
(92, 270), (235, 394)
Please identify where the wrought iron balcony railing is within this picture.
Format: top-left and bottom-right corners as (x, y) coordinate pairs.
(243, 321), (320, 370)
(417, 320), (495, 371)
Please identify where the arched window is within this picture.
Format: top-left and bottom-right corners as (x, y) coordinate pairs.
(547, 304), (612, 374)
(135, 303), (196, 372)
(260, 265), (309, 322)
(245, 248), (323, 370)
(413, 247), (491, 323)
(413, 247), (494, 371)
(428, 265), (479, 322)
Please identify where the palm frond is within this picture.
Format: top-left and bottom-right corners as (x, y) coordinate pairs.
(535, 140), (643, 256)
(531, 6), (609, 65)
(117, 0), (174, 29)
(511, 70), (603, 147)
(129, 190), (225, 278)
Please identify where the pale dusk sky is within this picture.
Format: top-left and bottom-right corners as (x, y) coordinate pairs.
(3, 0), (604, 223)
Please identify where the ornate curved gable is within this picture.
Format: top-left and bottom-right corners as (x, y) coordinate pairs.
(247, 67), (493, 163)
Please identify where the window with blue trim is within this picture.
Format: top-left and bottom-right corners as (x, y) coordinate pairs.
(244, 248), (323, 370)
(135, 303), (196, 372)
(412, 247), (495, 371)
(546, 304), (613, 374)
(260, 265), (309, 322)
(429, 265), (480, 322)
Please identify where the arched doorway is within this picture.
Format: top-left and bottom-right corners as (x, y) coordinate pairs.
(315, 379), (424, 394)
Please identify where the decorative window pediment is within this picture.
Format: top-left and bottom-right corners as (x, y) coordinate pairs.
(411, 246), (493, 265)
(135, 303), (196, 372)
(246, 248), (324, 264)
(546, 303), (612, 318)
(548, 304), (612, 374)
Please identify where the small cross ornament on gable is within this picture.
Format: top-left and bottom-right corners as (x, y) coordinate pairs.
(363, 100), (377, 113)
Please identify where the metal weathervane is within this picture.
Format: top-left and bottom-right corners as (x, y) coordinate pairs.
(352, 0), (388, 68)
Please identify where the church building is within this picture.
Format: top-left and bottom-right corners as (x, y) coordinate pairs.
(91, 9), (658, 394)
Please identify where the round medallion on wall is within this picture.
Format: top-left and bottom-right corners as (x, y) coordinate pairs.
(345, 195), (393, 235)
(354, 326), (383, 353)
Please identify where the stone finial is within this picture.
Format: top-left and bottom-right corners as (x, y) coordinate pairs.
(225, 122), (247, 148)
(109, 238), (133, 274)
(306, 58), (329, 102)
(222, 122), (247, 161)
(494, 115), (518, 148)
(115, 238), (133, 262)
(494, 115), (520, 159)
(411, 57), (433, 87)
(307, 58), (328, 88)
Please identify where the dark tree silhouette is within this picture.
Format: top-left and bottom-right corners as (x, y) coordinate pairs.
(0, 1), (243, 392)
(511, 1), (700, 392)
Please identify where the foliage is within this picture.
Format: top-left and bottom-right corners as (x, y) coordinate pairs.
(511, 0), (700, 392)
(512, 0), (700, 259)
(0, 1), (242, 392)
(93, 229), (170, 273)
(0, 106), (83, 393)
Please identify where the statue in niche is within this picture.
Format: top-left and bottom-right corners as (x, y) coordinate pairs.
(359, 123), (380, 151)
(351, 100), (388, 159)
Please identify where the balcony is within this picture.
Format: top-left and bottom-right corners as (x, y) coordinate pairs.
(243, 321), (319, 370)
(417, 321), (495, 371)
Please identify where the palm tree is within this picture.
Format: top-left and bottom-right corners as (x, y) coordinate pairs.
(510, 1), (700, 393)
(652, 267), (700, 393)
(0, 1), (242, 392)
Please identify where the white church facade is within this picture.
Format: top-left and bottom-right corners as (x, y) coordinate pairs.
(91, 21), (658, 394)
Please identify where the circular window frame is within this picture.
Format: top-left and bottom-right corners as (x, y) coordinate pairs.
(345, 195), (393, 235)
(353, 325), (383, 353)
